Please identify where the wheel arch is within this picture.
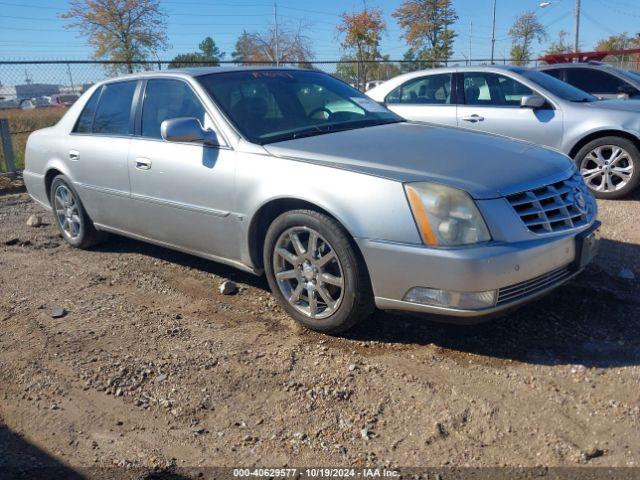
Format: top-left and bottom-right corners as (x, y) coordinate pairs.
(568, 129), (640, 159)
(247, 197), (366, 272)
(44, 167), (67, 205)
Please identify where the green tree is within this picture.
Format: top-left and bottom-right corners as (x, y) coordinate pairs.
(393, 0), (458, 67)
(508, 11), (546, 66)
(337, 7), (386, 90)
(400, 48), (424, 72)
(61, 0), (168, 74)
(544, 30), (572, 57)
(169, 37), (225, 68)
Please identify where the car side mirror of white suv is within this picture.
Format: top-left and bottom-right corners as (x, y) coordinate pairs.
(161, 117), (219, 146)
(520, 95), (547, 109)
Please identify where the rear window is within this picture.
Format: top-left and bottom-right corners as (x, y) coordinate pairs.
(73, 88), (101, 133)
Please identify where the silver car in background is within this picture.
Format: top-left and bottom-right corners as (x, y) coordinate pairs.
(24, 67), (598, 334)
(368, 66), (640, 198)
(539, 62), (640, 100)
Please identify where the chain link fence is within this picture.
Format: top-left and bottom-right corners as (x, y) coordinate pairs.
(0, 57), (636, 174)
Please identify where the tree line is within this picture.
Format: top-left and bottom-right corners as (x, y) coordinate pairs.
(61, 0), (640, 82)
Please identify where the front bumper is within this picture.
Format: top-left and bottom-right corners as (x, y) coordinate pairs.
(356, 222), (599, 323)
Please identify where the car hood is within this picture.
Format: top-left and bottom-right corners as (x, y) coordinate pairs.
(584, 99), (640, 112)
(263, 122), (574, 199)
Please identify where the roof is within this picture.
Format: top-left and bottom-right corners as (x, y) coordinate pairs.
(103, 65), (309, 82)
(540, 62), (611, 70)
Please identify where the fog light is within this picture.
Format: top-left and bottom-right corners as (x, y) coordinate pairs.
(403, 287), (497, 310)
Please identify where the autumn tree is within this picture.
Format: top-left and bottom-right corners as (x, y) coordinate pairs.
(595, 33), (640, 64)
(393, 0), (457, 67)
(544, 30), (571, 57)
(61, 0), (168, 74)
(232, 31), (258, 63)
(231, 24), (313, 65)
(169, 37), (225, 68)
(337, 7), (386, 90)
(508, 11), (546, 66)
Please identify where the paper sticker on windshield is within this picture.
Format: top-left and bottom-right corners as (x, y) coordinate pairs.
(350, 97), (388, 113)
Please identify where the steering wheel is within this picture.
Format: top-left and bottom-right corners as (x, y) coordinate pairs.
(307, 107), (332, 119)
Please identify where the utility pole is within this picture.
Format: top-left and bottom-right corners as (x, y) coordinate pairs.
(490, 0), (497, 64)
(469, 21), (473, 65)
(573, 0), (581, 53)
(274, 1), (279, 67)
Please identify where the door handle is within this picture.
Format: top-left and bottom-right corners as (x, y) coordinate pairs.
(135, 158), (152, 170)
(462, 114), (484, 123)
(69, 150), (79, 161)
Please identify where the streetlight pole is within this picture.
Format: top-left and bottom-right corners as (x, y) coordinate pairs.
(539, 1), (581, 54)
(490, 0), (497, 64)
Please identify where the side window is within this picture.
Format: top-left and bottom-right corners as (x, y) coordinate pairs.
(497, 75), (534, 105)
(542, 68), (564, 80)
(386, 74), (452, 105)
(566, 68), (626, 94)
(73, 87), (101, 133)
(92, 81), (137, 135)
(141, 79), (210, 139)
(463, 72), (533, 106)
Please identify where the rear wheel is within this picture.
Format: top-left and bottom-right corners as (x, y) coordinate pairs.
(263, 209), (374, 334)
(49, 175), (107, 248)
(575, 136), (639, 199)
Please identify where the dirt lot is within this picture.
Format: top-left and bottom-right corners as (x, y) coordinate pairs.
(1, 178), (639, 478)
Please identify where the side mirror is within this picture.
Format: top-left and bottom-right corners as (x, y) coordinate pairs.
(520, 95), (547, 109)
(161, 117), (219, 146)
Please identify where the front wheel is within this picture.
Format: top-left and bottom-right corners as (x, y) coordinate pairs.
(263, 210), (374, 334)
(575, 136), (639, 199)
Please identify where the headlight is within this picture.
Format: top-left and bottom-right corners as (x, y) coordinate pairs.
(404, 182), (491, 246)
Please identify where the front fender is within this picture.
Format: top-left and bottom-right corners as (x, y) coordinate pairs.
(235, 152), (422, 262)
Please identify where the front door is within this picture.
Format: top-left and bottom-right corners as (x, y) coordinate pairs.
(383, 72), (458, 126)
(457, 71), (564, 150)
(127, 78), (238, 260)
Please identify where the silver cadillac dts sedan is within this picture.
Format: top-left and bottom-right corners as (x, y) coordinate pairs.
(24, 67), (599, 333)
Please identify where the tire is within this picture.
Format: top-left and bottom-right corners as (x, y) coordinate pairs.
(49, 175), (107, 249)
(263, 209), (374, 334)
(574, 136), (640, 199)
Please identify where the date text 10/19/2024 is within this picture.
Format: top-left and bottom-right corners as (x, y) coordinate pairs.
(233, 469), (401, 478)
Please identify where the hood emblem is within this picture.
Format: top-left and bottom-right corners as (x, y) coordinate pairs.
(575, 190), (587, 214)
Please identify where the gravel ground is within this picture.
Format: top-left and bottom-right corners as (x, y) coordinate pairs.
(0, 180), (639, 478)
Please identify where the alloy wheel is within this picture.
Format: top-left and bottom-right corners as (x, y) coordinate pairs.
(54, 184), (83, 241)
(272, 226), (345, 320)
(580, 145), (634, 193)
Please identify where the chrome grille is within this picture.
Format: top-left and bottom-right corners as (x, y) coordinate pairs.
(496, 266), (573, 306)
(506, 173), (594, 234)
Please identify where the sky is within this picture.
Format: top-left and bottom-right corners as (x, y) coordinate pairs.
(0, 0), (639, 70)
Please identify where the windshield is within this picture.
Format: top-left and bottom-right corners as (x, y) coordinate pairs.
(521, 70), (598, 102)
(198, 70), (402, 144)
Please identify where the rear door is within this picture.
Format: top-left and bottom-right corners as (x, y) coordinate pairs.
(456, 71), (564, 149)
(68, 80), (139, 230)
(126, 78), (238, 260)
(382, 72), (457, 126)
